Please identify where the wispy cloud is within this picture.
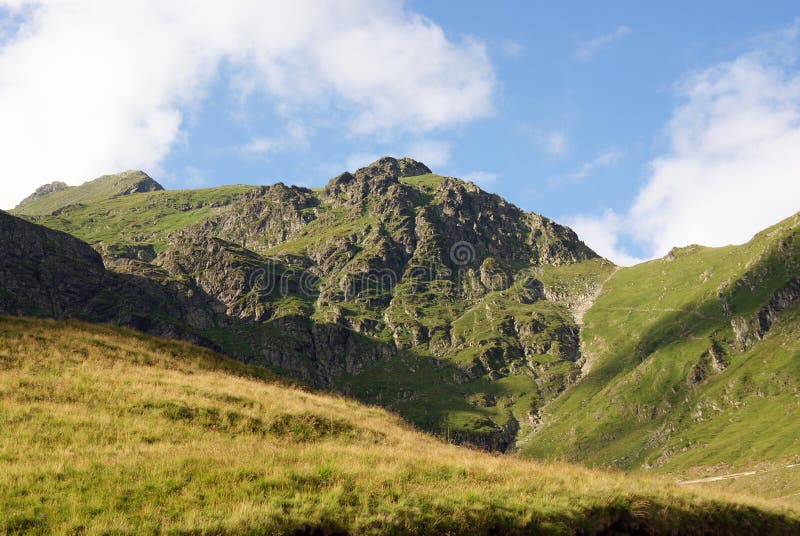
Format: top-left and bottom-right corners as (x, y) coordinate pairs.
(500, 40), (524, 58)
(237, 121), (310, 158)
(521, 125), (569, 157)
(462, 170), (499, 187)
(573, 25), (631, 62)
(540, 130), (568, 156)
(551, 147), (624, 187)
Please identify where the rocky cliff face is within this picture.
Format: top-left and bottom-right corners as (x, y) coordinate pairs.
(0, 210), (218, 346)
(3, 157), (607, 451)
(0, 209), (106, 316)
(731, 277), (800, 351)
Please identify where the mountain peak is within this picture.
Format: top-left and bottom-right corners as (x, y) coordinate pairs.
(18, 180), (70, 205)
(354, 156), (432, 180)
(12, 170), (164, 216)
(322, 156), (431, 202)
(104, 170), (163, 194)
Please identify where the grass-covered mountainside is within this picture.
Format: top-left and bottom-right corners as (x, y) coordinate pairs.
(2, 316), (799, 534)
(521, 211), (800, 494)
(4, 156), (799, 489)
(6, 157), (611, 450)
(12, 170), (164, 216)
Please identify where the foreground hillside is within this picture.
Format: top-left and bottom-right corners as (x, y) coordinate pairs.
(521, 212), (800, 493)
(7, 157), (609, 450)
(1, 317), (799, 534)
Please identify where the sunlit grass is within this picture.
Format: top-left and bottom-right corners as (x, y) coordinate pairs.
(1, 316), (798, 534)
(521, 212), (800, 494)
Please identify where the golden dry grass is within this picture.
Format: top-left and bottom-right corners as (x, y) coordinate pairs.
(1, 316), (798, 534)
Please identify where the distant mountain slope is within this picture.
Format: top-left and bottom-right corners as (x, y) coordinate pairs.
(0, 208), (224, 345)
(2, 316), (798, 534)
(5, 157), (606, 450)
(521, 212), (800, 486)
(11, 170), (163, 216)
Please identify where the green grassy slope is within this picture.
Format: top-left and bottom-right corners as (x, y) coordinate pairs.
(2, 316), (799, 534)
(11, 171), (164, 216)
(520, 212), (800, 489)
(19, 184), (258, 256)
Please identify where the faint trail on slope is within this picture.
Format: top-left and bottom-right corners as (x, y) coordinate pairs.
(574, 266), (621, 326)
(679, 464), (800, 485)
(590, 306), (712, 320)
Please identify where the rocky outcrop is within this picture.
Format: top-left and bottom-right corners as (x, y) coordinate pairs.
(0, 209), (106, 316)
(185, 183), (318, 253)
(732, 277), (800, 351)
(428, 178), (596, 270)
(111, 170), (164, 195)
(17, 181), (69, 204)
(448, 415), (520, 452)
(0, 210), (217, 346)
(687, 341), (728, 385)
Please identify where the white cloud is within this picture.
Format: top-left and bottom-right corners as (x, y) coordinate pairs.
(573, 25), (630, 62)
(551, 147), (623, 186)
(629, 52), (800, 256)
(237, 121), (310, 158)
(461, 170), (499, 187)
(404, 139), (451, 169)
(570, 22), (800, 263)
(0, 0), (494, 208)
(565, 210), (644, 266)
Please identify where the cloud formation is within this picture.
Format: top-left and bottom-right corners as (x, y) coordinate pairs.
(237, 122), (310, 159)
(523, 125), (569, 157)
(551, 147), (623, 187)
(573, 25), (630, 62)
(566, 210), (644, 266)
(0, 0), (494, 208)
(500, 40), (525, 58)
(570, 23), (800, 265)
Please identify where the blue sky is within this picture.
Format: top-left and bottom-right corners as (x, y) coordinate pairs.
(1, 1), (799, 264)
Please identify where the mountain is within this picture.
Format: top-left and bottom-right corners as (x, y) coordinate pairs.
(5, 156), (799, 486)
(11, 170), (163, 216)
(521, 211), (800, 491)
(2, 316), (798, 534)
(4, 157), (609, 450)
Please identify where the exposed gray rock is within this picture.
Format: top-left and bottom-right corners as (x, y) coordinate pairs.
(732, 277), (800, 351)
(687, 341), (728, 385)
(0, 210), (217, 346)
(18, 181), (69, 204)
